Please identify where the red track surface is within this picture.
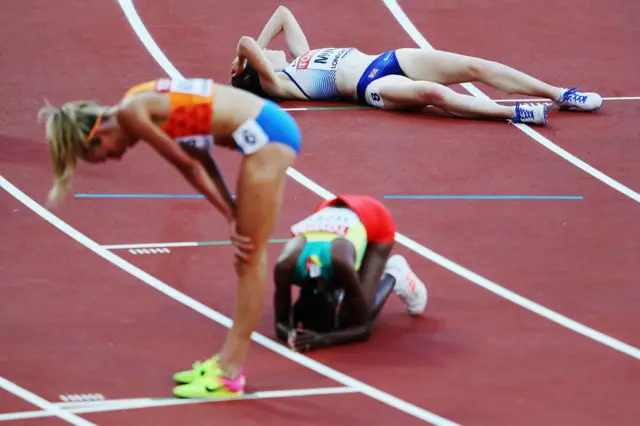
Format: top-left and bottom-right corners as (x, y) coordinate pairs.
(1, 0), (639, 425)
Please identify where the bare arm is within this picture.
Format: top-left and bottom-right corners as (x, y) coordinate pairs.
(237, 36), (289, 97)
(256, 5), (310, 57)
(313, 243), (395, 349)
(290, 244), (379, 352)
(273, 257), (296, 342)
(181, 145), (237, 217)
(305, 257), (373, 348)
(117, 101), (234, 223)
(273, 236), (309, 341)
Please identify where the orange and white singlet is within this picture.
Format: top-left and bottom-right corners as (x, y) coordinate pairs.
(123, 78), (215, 150)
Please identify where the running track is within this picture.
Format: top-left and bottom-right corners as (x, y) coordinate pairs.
(1, 0), (639, 425)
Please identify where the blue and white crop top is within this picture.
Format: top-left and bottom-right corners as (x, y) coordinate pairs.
(281, 48), (355, 100)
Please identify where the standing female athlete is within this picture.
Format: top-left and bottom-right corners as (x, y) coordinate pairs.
(273, 195), (427, 352)
(39, 78), (301, 398)
(230, 5), (602, 126)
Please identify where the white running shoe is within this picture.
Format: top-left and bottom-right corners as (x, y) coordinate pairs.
(555, 87), (603, 111)
(511, 102), (548, 126)
(385, 254), (428, 315)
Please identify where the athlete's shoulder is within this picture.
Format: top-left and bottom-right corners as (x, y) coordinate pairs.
(122, 80), (158, 100)
(312, 197), (339, 212)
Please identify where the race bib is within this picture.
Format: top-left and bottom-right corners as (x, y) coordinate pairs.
(291, 207), (360, 236)
(156, 78), (213, 97)
(232, 119), (269, 155)
(366, 85), (384, 108)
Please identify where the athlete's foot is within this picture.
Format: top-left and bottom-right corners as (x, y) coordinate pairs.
(511, 102), (548, 126)
(554, 87), (603, 111)
(173, 355), (220, 384)
(385, 254), (428, 315)
(172, 356), (246, 398)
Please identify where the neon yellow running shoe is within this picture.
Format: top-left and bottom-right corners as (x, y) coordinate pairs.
(172, 365), (246, 398)
(173, 355), (220, 384)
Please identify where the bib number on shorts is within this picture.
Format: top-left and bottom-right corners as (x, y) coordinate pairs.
(232, 119), (269, 155)
(156, 78), (213, 97)
(366, 86), (384, 108)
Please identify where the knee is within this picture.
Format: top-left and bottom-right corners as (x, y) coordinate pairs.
(274, 255), (296, 276)
(330, 239), (356, 271)
(415, 82), (447, 105)
(331, 253), (354, 274)
(239, 246), (268, 272)
(467, 59), (494, 80)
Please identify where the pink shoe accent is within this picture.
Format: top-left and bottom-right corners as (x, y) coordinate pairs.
(221, 368), (246, 393)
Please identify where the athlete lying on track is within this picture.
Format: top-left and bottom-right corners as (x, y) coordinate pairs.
(273, 195), (427, 352)
(39, 77), (301, 398)
(230, 5), (602, 126)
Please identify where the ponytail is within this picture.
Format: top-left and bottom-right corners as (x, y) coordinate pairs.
(38, 101), (102, 206)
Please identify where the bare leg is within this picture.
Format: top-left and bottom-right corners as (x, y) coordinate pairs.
(395, 49), (564, 100)
(375, 75), (516, 120)
(217, 143), (296, 378)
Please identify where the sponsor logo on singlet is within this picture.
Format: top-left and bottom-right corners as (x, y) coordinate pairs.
(294, 48), (351, 71)
(296, 49), (320, 69)
(290, 207), (361, 236)
(155, 78), (213, 96)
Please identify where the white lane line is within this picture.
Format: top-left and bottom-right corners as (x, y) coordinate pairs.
(0, 175), (459, 426)
(115, 0), (640, 361)
(491, 96), (640, 103)
(0, 387), (358, 421)
(382, 0), (640, 203)
(104, 242), (196, 250)
(4, 2), (629, 424)
(0, 376), (94, 425)
(281, 96), (640, 112)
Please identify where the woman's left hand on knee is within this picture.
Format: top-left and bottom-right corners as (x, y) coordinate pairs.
(230, 220), (254, 262)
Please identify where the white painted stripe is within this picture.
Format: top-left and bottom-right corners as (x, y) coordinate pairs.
(0, 387), (358, 421)
(0, 176), (458, 426)
(0, 376), (94, 425)
(279, 96), (640, 113)
(491, 96), (640, 103)
(382, 0), (640, 203)
(115, 0), (640, 362)
(59, 394), (104, 404)
(1, 2), (631, 423)
(108, 0), (638, 367)
(104, 241), (198, 250)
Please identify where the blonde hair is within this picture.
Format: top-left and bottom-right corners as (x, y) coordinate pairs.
(38, 101), (104, 206)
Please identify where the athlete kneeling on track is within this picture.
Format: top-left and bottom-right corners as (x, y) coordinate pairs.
(273, 195), (428, 352)
(230, 5), (602, 127)
(39, 77), (301, 398)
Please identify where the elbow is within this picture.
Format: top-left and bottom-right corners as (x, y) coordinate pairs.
(276, 5), (290, 15)
(360, 324), (373, 342)
(238, 36), (255, 53)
